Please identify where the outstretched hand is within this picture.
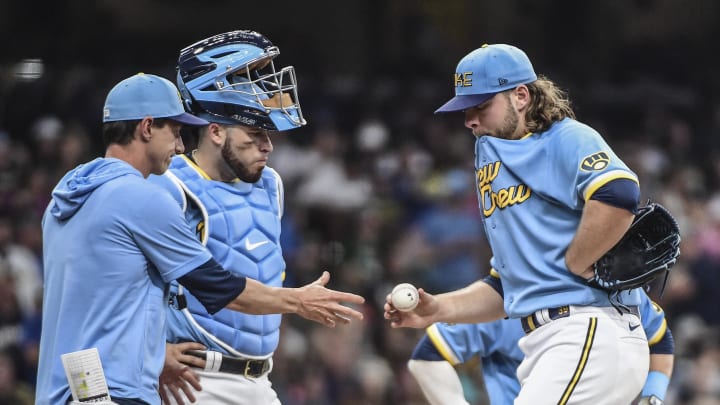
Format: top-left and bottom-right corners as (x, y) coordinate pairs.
(384, 287), (438, 329)
(295, 271), (365, 327)
(159, 342), (206, 405)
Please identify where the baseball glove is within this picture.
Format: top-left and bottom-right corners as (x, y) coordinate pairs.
(588, 202), (681, 292)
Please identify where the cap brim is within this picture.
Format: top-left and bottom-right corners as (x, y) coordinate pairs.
(168, 112), (209, 126)
(434, 93), (496, 113)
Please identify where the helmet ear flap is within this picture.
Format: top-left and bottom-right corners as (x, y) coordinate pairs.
(183, 97), (194, 112)
(176, 71), (197, 112)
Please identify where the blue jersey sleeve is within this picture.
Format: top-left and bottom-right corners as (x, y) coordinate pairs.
(418, 320), (525, 405)
(178, 258), (247, 314)
(650, 328), (674, 355)
(127, 184), (212, 282)
(425, 322), (491, 365)
(589, 179), (640, 214)
(148, 172), (187, 209)
(551, 122), (638, 207)
(425, 319), (524, 365)
(639, 292), (669, 346)
(483, 268), (504, 297)
(410, 334), (445, 361)
(638, 292), (674, 354)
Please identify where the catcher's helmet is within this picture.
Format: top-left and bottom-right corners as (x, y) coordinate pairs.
(176, 30), (306, 131)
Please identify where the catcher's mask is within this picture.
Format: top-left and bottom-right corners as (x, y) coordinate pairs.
(176, 30), (306, 131)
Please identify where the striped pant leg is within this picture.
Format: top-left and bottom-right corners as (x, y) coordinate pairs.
(515, 310), (648, 405)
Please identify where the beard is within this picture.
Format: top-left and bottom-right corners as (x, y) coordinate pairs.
(221, 139), (263, 183)
(492, 100), (521, 140)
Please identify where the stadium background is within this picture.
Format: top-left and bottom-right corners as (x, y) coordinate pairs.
(0, 0), (719, 403)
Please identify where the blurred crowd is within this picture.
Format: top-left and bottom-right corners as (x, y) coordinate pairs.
(1, 51), (720, 405)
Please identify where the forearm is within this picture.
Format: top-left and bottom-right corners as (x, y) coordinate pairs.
(565, 199), (635, 278)
(639, 353), (673, 402)
(225, 278), (298, 314)
(225, 272), (365, 327)
(649, 353), (673, 376)
(434, 280), (505, 324)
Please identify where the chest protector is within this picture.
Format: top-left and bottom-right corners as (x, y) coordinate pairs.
(167, 155), (285, 357)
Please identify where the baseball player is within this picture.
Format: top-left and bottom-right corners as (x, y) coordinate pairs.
(385, 43), (657, 404)
(408, 288), (674, 404)
(148, 31), (313, 404)
(37, 73), (364, 405)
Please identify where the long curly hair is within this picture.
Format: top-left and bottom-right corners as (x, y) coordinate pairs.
(524, 75), (576, 134)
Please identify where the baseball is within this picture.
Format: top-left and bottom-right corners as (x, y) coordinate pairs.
(391, 283), (419, 312)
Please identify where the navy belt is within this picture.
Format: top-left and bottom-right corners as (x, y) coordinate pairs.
(187, 350), (270, 378)
(521, 305), (572, 334)
(520, 305), (640, 334)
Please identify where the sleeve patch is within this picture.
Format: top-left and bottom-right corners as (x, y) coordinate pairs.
(580, 152), (611, 171)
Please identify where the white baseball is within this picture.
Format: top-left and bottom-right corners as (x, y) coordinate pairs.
(391, 283), (419, 312)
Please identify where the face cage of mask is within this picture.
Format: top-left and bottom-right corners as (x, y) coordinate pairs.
(212, 50), (306, 128)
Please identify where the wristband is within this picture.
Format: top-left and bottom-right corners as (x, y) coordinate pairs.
(641, 370), (670, 400)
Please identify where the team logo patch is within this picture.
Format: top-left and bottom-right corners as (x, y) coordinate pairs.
(580, 152), (610, 171)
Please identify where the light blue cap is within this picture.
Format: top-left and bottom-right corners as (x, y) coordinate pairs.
(103, 73), (208, 125)
(435, 44), (537, 113)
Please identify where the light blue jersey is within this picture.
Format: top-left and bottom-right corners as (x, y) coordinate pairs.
(427, 320), (524, 405)
(36, 158), (212, 405)
(475, 118), (641, 317)
(639, 294), (668, 345)
(423, 290), (664, 404)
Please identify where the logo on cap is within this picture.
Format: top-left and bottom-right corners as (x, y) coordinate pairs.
(436, 44), (538, 114)
(454, 72), (473, 88)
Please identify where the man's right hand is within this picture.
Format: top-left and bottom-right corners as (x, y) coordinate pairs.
(293, 271), (365, 327)
(384, 287), (438, 329)
(226, 271), (365, 327)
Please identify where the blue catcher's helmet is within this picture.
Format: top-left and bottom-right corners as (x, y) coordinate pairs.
(177, 30), (306, 131)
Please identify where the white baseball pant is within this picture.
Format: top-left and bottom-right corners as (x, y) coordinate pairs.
(515, 306), (648, 405)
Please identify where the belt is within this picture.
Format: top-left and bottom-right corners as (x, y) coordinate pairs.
(520, 305), (640, 334)
(186, 350), (270, 378)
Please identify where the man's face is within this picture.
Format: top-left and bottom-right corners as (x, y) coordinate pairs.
(221, 125), (273, 183)
(463, 91), (521, 140)
(149, 120), (184, 175)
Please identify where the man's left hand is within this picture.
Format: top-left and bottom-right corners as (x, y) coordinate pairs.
(159, 342), (207, 404)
